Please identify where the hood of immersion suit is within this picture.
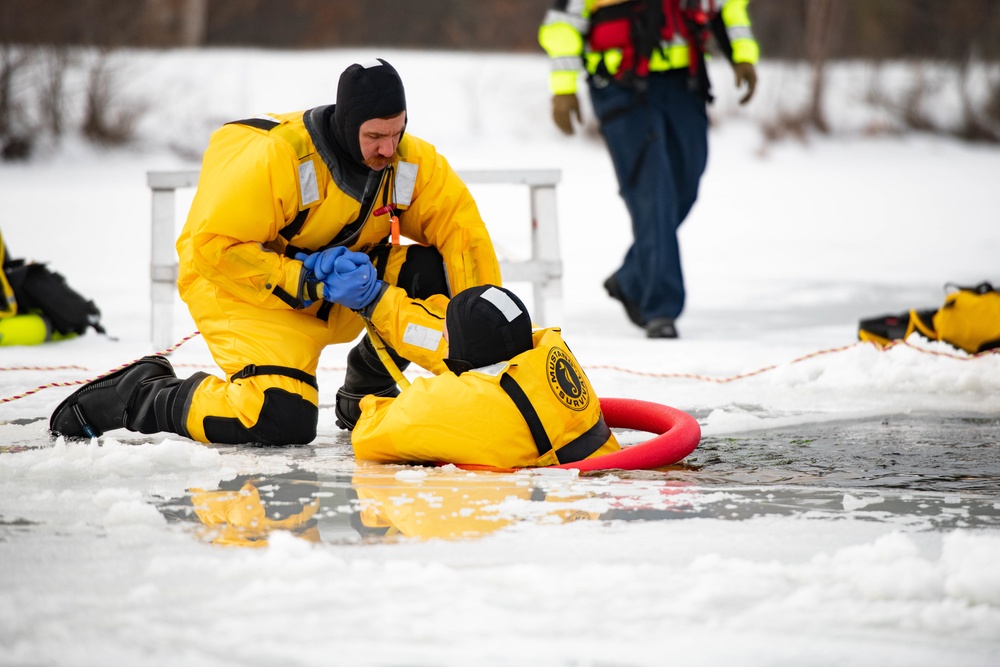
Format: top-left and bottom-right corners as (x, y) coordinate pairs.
(444, 285), (533, 375)
(330, 58), (407, 170)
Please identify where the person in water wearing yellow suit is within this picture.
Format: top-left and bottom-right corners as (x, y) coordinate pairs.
(49, 58), (500, 444)
(352, 285), (620, 469)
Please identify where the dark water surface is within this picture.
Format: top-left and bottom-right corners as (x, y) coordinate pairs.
(681, 412), (1000, 493)
(154, 413), (1000, 544)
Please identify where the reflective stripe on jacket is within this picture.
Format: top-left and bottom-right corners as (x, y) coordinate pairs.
(539, 0), (759, 95)
(351, 327), (620, 468)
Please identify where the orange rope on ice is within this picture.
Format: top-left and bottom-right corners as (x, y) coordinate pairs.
(584, 340), (1000, 383)
(0, 364), (88, 372)
(0, 331), (202, 404)
(156, 330), (202, 355)
(2, 334), (997, 404)
(890, 338), (1000, 360)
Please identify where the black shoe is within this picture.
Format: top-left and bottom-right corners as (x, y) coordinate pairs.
(604, 275), (645, 327)
(49, 355), (176, 439)
(645, 317), (678, 339)
(334, 384), (400, 431)
(857, 309), (936, 345)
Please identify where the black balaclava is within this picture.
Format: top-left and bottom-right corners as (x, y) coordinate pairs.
(331, 58), (407, 167)
(444, 285), (534, 375)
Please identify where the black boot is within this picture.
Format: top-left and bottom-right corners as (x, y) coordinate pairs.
(604, 274), (646, 327)
(50, 355), (192, 439)
(645, 317), (679, 339)
(335, 337), (407, 430)
(127, 372), (206, 437)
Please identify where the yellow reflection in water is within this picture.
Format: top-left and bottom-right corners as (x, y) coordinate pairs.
(351, 464), (600, 540)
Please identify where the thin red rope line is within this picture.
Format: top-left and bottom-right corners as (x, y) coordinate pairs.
(1, 335), (996, 404)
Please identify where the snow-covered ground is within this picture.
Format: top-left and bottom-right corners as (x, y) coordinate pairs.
(1, 49), (999, 666)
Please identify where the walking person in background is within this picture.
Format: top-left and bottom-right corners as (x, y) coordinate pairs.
(50, 58), (501, 445)
(539, 0), (759, 338)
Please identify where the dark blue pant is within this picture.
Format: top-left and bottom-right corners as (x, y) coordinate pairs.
(589, 70), (708, 322)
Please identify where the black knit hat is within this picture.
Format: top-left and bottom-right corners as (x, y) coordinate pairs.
(333, 58), (407, 165)
(444, 285), (533, 375)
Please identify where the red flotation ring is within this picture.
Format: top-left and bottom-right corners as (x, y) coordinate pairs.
(553, 397), (701, 472)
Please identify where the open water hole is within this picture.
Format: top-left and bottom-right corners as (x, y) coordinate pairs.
(151, 413), (1000, 543)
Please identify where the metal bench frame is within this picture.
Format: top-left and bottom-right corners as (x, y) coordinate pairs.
(147, 168), (563, 349)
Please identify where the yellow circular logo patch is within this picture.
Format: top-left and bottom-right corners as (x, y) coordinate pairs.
(546, 347), (589, 411)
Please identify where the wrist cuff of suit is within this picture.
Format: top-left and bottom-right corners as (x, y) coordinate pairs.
(356, 281), (389, 319)
(306, 280), (324, 303)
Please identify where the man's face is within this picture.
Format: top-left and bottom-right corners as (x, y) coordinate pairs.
(359, 112), (405, 171)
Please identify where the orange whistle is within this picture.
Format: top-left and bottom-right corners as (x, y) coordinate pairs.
(390, 214), (400, 246)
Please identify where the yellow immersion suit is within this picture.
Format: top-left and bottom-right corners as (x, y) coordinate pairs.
(175, 108), (500, 444)
(352, 327), (620, 469)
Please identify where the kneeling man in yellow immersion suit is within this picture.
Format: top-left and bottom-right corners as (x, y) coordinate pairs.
(49, 58), (500, 445)
(352, 285), (620, 469)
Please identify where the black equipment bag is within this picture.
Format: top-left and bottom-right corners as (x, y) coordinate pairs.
(4, 260), (105, 336)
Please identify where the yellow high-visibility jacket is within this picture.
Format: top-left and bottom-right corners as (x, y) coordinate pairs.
(539, 0), (759, 95)
(352, 327), (620, 469)
(176, 107), (500, 348)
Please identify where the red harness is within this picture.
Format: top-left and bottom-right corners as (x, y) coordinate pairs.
(588, 0), (718, 82)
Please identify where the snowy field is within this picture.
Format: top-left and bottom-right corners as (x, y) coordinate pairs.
(1, 49), (1000, 666)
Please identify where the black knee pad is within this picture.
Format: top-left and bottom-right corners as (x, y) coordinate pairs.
(202, 388), (318, 446)
(397, 245), (450, 299)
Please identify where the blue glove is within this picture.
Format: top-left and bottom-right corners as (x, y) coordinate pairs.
(297, 248), (380, 310)
(296, 246), (348, 281)
(329, 251), (382, 310)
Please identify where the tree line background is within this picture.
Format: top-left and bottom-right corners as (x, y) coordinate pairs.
(2, 0), (999, 158)
(2, 0), (999, 60)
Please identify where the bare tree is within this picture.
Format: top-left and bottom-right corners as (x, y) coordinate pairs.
(39, 47), (73, 137)
(0, 46), (34, 159)
(81, 51), (145, 145)
(956, 52), (1000, 143)
(179, 0), (209, 46)
(803, 0), (839, 134)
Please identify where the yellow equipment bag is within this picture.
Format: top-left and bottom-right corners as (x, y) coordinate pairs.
(858, 282), (1000, 354)
(0, 313), (51, 346)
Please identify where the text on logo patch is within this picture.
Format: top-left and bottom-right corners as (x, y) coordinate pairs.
(546, 347), (589, 411)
